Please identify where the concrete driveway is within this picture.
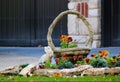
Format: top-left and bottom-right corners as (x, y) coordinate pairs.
(0, 54), (39, 71)
(0, 47), (45, 71)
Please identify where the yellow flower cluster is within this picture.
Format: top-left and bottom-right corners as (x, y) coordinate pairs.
(52, 72), (62, 78)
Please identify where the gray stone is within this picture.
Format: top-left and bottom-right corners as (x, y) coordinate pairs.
(89, 9), (101, 17)
(0, 65), (23, 75)
(88, 0), (101, 9)
(32, 65), (93, 77)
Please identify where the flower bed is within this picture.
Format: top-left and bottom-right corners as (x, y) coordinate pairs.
(47, 49), (120, 69)
(59, 35), (120, 68)
(1, 50), (120, 77)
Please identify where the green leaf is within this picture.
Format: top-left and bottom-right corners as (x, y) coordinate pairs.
(60, 41), (67, 48)
(76, 60), (86, 65)
(21, 64), (29, 68)
(64, 61), (74, 68)
(58, 63), (65, 69)
(45, 61), (51, 68)
(115, 61), (120, 67)
(50, 64), (56, 69)
(90, 59), (108, 68)
(68, 42), (76, 48)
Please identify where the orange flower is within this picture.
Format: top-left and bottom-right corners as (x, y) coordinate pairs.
(60, 35), (67, 42)
(67, 36), (73, 43)
(102, 50), (109, 57)
(91, 54), (96, 57)
(98, 50), (103, 55)
(52, 72), (62, 77)
(85, 58), (90, 63)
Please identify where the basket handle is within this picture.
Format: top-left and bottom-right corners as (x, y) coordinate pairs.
(47, 10), (93, 51)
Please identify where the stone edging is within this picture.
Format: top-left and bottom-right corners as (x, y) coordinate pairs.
(1, 64), (120, 77)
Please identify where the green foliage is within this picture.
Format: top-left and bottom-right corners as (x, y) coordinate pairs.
(50, 64), (56, 69)
(60, 41), (76, 48)
(94, 54), (101, 59)
(106, 56), (116, 67)
(68, 42), (77, 48)
(59, 58), (67, 64)
(58, 63), (65, 69)
(90, 58), (108, 68)
(58, 61), (74, 69)
(106, 57), (113, 65)
(64, 61), (74, 68)
(58, 58), (74, 69)
(76, 60), (86, 65)
(114, 61), (120, 67)
(45, 61), (56, 69)
(21, 64), (29, 68)
(45, 61), (51, 68)
(60, 41), (67, 48)
(43, 50), (120, 69)
(89, 54), (108, 68)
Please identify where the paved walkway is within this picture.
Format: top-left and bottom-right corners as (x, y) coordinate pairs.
(0, 47), (44, 71)
(0, 47), (44, 58)
(0, 54), (39, 71)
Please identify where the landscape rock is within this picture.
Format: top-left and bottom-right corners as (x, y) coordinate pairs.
(1, 64), (120, 77)
(81, 68), (106, 76)
(32, 65), (93, 77)
(60, 65), (93, 77)
(19, 64), (36, 77)
(0, 65), (23, 75)
(104, 67), (120, 75)
(81, 67), (120, 76)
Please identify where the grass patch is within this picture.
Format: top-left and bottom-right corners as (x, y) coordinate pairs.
(0, 75), (120, 82)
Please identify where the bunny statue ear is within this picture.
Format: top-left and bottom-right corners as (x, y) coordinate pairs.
(44, 46), (53, 53)
(47, 46), (51, 49)
(44, 46), (48, 53)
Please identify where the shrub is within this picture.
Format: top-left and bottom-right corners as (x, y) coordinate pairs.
(57, 59), (74, 69)
(114, 61), (120, 67)
(90, 58), (108, 68)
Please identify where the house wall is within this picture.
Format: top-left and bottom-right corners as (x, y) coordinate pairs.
(68, 0), (101, 48)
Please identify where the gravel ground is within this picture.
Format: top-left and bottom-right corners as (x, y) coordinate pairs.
(0, 54), (39, 71)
